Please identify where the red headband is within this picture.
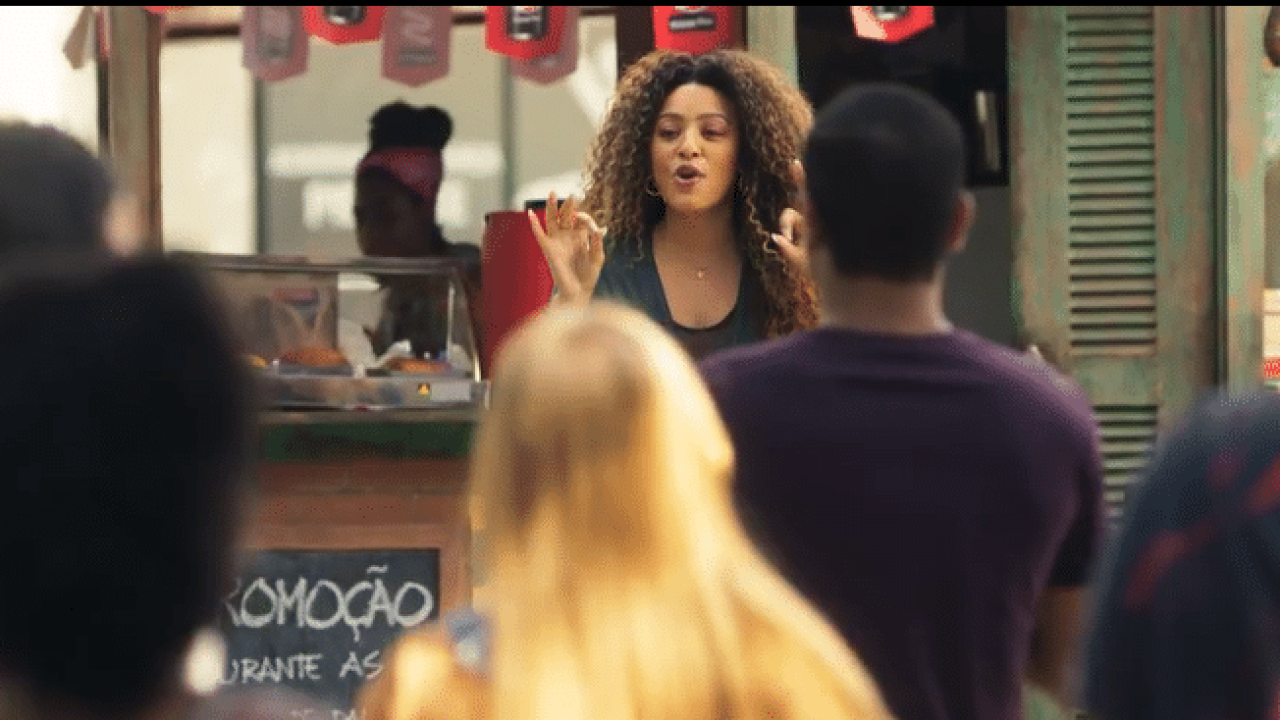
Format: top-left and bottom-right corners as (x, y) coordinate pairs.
(357, 148), (444, 208)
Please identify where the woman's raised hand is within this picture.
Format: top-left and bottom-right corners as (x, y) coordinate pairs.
(528, 192), (605, 304)
(771, 161), (810, 273)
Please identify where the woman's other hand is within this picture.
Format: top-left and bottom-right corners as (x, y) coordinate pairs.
(772, 161), (810, 274)
(772, 207), (808, 271)
(528, 192), (605, 304)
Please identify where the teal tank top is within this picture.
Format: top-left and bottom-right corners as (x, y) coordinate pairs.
(592, 236), (765, 360)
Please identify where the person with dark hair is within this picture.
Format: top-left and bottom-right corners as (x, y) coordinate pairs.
(355, 101), (473, 262)
(0, 254), (326, 720)
(699, 83), (1105, 720)
(354, 102), (481, 362)
(1086, 390), (1280, 720)
(528, 49), (817, 360)
(0, 121), (116, 257)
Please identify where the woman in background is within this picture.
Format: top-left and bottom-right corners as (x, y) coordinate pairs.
(358, 301), (894, 720)
(354, 102), (480, 363)
(529, 49), (818, 360)
(355, 101), (473, 263)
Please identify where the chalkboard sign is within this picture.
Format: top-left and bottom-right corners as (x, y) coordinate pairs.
(216, 550), (441, 718)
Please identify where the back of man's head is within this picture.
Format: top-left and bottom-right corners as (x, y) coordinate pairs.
(802, 83), (967, 282)
(0, 255), (255, 716)
(0, 122), (114, 257)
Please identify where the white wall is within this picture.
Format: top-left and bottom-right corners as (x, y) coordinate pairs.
(0, 6), (98, 148)
(159, 38), (256, 254)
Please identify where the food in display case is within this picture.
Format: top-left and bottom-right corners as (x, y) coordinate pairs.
(174, 253), (487, 410)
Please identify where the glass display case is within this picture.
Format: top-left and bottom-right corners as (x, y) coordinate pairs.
(177, 253), (486, 411)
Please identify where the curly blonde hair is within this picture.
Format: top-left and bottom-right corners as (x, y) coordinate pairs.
(581, 50), (819, 338)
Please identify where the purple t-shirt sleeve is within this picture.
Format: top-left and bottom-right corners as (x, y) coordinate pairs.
(1047, 399), (1106, 587)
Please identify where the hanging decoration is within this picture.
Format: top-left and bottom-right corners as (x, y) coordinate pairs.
(97, 6), (112, 61)
(652, 6), (734, 55)
(69, 6), (600, 86)
(242, 6), (310, 82)
(63, 5), (97, 69)
(484, 6), (569, 61)
(511, 5), (578, 84)
(381, 5), (452, 87)
(303, 6), (387, 45)
(850, 6), (935, 43)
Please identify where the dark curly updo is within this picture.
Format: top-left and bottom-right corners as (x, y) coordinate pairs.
(367, 101), (453, 152)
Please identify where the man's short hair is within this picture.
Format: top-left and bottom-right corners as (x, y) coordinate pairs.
(0, 122), (114, 256)
(802, 83), (967, 282)
(0, 255), (255, 715)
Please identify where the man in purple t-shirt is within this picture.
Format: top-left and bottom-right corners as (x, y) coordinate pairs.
(700, 84), (1104, 720)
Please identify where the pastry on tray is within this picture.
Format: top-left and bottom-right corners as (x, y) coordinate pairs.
(382, 357), (451, 374)
(277, 346), (351, 368)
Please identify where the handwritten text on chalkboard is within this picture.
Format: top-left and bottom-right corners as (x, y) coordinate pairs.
(217, 550), (441, 717)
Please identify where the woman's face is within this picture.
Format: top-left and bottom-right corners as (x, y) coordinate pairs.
(649, 82), (740, 216)
(354, 171), (430, 258)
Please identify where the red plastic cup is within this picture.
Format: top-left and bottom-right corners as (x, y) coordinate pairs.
(479, 206), (554, 378)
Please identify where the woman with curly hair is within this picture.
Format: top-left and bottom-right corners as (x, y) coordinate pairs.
(357, 301), (895, 720)
(529, 49), (819, 359)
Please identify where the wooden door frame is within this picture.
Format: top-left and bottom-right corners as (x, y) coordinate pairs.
(1217, 6), (1267, 393)
(1009, 6), (1224, 428)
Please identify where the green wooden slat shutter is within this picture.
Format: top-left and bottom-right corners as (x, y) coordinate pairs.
(1066, 8), (1156, 354)
(1011, 6), (1216, 522)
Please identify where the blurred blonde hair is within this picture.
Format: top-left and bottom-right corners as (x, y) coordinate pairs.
(360, 301), (894, 720)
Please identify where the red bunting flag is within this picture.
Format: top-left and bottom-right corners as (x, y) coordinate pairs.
(381, 6), (452, 87)
(97, 7), (111, 61)
(484, 6), (568, 61)
(850, 6), (935, 43)
(652, 6), (735, 55)
(242, 6), (310, 82)
(511, 5), (578, 84)
(303, 6), (386, 45)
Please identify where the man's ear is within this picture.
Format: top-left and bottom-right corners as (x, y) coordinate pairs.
(948, 191), (977, 255)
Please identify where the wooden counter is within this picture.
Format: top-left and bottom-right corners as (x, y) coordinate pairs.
(221, 409), (478, 713)
(251, 408), (477, 610)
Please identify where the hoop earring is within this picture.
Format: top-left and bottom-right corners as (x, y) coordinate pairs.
(645, 178), (662, 198)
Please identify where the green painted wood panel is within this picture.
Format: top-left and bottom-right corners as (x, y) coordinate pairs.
(260, 420), (476, 462)
(1011, 6), (1217, 521)
(1220, 6), (1268, 391)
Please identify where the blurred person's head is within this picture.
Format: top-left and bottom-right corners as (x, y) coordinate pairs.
(0, 121), (116, 258)
(361, 302), (894, 720)
(0, 254), (256, 719)
(355, 102), (453, 258)
(1086, 390), (1280, 720)
(801, 83), (974, 288)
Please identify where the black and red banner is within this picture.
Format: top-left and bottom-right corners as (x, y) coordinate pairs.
(303, 6), (387, 45)
(511, 5), (578, 84)
(850, 6), (935, 43)
(485, 6), (570, 61)
(652, 6), (734, 55)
